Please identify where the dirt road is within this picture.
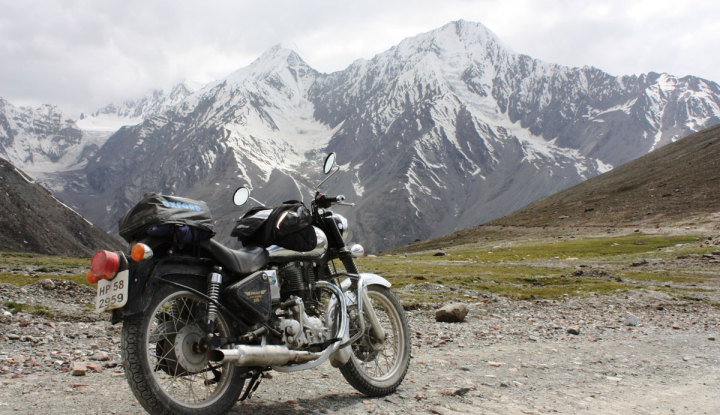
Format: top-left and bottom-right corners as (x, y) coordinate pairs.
(1, 281), (718, 414)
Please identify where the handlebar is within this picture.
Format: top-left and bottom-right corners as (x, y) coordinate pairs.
(315, 192), (354, 208)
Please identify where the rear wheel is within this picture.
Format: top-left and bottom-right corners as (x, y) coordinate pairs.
(121, 284), (246, 415)
(339, 285), (411, 396)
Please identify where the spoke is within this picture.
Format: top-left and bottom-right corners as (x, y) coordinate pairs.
(145, 292), (235, 406)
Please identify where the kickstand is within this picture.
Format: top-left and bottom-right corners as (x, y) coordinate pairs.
(239, 371), (263, 401)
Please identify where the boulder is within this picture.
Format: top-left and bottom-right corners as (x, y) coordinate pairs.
(71, 361), (87, 376)
(40, 279), (56, 290)
(435, 303), (469, 323)
(624, 311), (639, 327)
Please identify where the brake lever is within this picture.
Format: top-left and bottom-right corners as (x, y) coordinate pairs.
(336, 201), (355, 207)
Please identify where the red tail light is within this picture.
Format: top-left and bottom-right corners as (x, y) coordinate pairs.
(87, 250), (120, 284)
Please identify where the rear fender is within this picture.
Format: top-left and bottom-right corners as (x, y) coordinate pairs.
(111, 257), (212, 323)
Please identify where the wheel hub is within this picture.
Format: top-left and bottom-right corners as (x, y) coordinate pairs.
(174, 324), (210, 373)
(351, 316), (381, 362)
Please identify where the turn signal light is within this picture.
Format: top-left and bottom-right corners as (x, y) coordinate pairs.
(131, 243), (153, 262)
(87, 250), (120, 284)
(86, 270), (100, 285)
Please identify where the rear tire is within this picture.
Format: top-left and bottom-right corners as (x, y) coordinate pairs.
(339, 285), (411, 396)
(121, 283), (245, 415)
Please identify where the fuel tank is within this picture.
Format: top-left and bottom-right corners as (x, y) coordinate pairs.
(268, 226), (327, 261)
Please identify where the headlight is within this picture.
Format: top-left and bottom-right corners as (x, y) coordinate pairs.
(332, 213), (349, 240)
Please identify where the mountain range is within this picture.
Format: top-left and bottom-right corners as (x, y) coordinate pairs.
(1, 20), (720, 252)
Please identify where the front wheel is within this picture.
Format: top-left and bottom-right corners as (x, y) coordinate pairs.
(121, 284), (246, 415)
(340, 285), (411, 396)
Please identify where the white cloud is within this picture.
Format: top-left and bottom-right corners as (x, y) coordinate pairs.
(0, 0), (718, 117)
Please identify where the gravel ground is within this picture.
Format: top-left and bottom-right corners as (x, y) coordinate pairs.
(1, 279), (718, 415)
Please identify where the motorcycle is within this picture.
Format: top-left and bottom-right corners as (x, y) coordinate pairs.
(85, 153), (411, 415)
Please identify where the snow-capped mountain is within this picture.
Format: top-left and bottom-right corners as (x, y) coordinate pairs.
(77, 82), (195, 132)
(8, 20), (720, 251)
(0, 83), (195, 184)
(0, 99), (83, 176)
(309, 21), (720, 248)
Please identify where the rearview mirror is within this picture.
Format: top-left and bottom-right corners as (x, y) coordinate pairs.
(233, 187), (250, 206)
(323, 153), (337, 174)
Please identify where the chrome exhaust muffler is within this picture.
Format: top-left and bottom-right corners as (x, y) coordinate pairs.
(218, 345), (321, 367)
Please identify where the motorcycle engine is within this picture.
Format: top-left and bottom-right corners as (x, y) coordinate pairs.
(275, 297), (331, 349)
(273, 262), (332, 350)
(277, 261), (316, 300)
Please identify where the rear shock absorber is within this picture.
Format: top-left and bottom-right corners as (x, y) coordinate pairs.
(206, 266), (223, 329)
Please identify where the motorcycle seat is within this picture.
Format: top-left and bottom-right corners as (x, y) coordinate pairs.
(200, 239), (269, 276)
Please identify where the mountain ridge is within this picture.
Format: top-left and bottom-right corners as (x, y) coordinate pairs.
(387, 123), (720, 255)
(0, 158), (124, 256)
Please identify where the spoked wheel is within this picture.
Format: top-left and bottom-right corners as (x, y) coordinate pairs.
(340, 285), (411, 396)
(122, 284), (246, 415)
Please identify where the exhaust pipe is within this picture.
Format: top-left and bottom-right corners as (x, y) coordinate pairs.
(218, 345), (321, 367)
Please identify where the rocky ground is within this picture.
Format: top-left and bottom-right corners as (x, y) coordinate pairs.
(0, 277), (718, 415)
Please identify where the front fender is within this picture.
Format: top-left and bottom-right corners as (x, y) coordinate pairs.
(359, 272), (391, 288)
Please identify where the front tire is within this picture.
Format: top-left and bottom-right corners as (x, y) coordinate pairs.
(339, 285), (411, 396)
(121, 284), (245, 415)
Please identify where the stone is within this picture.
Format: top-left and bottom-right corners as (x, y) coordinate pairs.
(624, 312), (638, 327)
(71, 361), (87, 376)
(40, 279), (56, 290)
(452, 387), (472, 396)
(90, 351), (110, 361)
(433, 252), (446, 257)
(435, 303), (469, 323)
(86, 363), (102, 372)
(567, 328), (580, 335)
(631, 259), (648, 267)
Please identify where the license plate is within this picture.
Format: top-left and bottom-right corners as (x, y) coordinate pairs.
(96, 270), (129, 312)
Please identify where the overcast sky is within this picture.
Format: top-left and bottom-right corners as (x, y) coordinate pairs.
(1, 0), (718, 117)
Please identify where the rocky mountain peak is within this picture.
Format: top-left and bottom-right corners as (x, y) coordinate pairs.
(222, 44), (314, 87)
(392, 19), (510, 64)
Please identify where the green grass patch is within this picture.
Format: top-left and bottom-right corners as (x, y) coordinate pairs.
(0, 251), (90, 286)
(3, 300), (54, 317)
(357, 234), (714, 301)
(0, 272), (89, 287)
(619, 271), (711, 284)
(357, 255), (633, 300)
(0, 251), (90, 269)
(441, 234), (702, 262)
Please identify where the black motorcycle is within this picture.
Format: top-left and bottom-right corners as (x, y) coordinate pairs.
(86, 153), (411, 415)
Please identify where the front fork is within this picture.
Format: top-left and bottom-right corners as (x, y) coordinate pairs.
(338, 255), (388, 345)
